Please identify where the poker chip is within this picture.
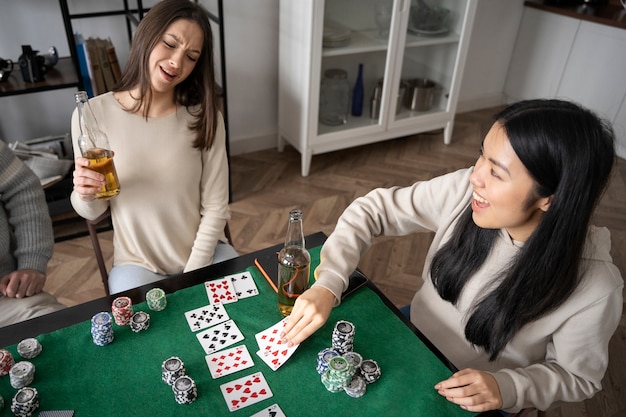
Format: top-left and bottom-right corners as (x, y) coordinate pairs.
(130, 311), (151, 333)
(111, 296), (134, 326)
(343, 351), (363, 369)
(162, 356), (186, 385)
(10, 387), (39, 417)
(317, 320), (382, 397)
(344, 374), (367, 398)
(16, 338), (42, 359)
(331, 320), (355, 354)
(0, 349), (15, 376)
(321, 371), (345, 393)
(172, 375), (198, 404)
(316, 348), (340, 375)
(359, 359), (382, 384)
(0, 393), (4, 411)
(91, 312), (114, 346)
(146, 288), (167, 311)
(9, 361), (35, 389)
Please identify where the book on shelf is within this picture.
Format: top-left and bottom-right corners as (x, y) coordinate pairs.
(73, 33), (94, 97)
(75, 35), (122, 96)
(85, 37), (106, 96)
(104, 38), (122, 84)
(96, 38), (116, 92)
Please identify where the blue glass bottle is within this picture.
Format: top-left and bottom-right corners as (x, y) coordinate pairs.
(351, 63), (364, 117)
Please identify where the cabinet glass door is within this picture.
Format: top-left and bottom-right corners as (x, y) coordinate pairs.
(392, 0), (468, 125)
(318, 0), (397, 136)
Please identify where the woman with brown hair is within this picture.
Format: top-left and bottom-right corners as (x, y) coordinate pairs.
(71, 0), (236, 294)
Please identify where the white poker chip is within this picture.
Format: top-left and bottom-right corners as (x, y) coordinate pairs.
(17, 338), (42, 359)
(9, 361), (35, 389)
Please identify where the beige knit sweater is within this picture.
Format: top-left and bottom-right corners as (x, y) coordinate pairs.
(314, 168), (623, 412)
(70, 92), (230, 275)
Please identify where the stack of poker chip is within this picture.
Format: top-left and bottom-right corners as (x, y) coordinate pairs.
(343, 351), (363, 369)
(316, 348), (340, 375)
(317, 320), (382, 398)
(10, 387), (39, 417)
(359, 359), (382, 384)
(321, 356), (355, 393)
(16, 338), (42, 359)
(172, 375), (198, 405)
(331, 320), (355, 354)
(0, 349), (15, 376)
(344, 374), (367, 398)
(91, 312), (114, 346)
(146, 288), (167, 311)
(9, 361), (35, 389)
(130, 311), (151, 333)
(162, 356), (186, 385)
(111, 296), (134, 326)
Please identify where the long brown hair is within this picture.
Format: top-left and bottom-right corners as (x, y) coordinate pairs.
(113, 0), (219, 150)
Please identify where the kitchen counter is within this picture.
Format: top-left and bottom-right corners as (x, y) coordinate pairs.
(525, 1), (626, 29)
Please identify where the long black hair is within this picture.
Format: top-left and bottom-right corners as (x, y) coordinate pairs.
(429, 99), (616, 360)
(114, 0), (219, 150)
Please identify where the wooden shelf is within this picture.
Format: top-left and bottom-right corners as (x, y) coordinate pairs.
(0, 57), (79, 97)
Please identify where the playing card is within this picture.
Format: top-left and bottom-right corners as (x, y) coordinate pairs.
(255, 317), (289, 351)
(205, 344), (254, 379)
(219, 372), (273, 412)
(256, 343), (299, 371)
(249, 403), (287, 417)
(255, 317), (299, 371)
(228, 272), (259, 299)
(196, 319), (245, 354)
(205, 278), (238, 305)
(184, 303), (229, 332)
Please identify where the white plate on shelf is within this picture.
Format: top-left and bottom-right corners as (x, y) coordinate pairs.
(408, 26), (449, 37)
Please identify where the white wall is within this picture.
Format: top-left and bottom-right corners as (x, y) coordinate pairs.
(0, 0), (519, 154)
(457, 0), (525, 113)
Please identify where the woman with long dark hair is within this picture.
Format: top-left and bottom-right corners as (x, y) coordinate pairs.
(71, 0), (236, 294)
(282, 99), (623, 413)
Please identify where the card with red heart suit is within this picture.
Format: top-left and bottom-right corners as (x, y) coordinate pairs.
(206, 278), (238, 305)
(255, 317), (300, 371)
(219, 372), (273, 412)
(205, 344), (254, 379)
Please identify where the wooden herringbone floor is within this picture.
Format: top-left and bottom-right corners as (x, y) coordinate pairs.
(46, 106), (625, 417)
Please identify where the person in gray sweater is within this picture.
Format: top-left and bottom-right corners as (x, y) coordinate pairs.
(0, 139), (65, 327)
(282, 99), (622, 414)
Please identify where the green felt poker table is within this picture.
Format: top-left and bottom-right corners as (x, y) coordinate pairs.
(0, 232), (499, 417)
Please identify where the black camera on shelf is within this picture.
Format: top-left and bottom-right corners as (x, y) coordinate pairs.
(18, 45), (58, 83)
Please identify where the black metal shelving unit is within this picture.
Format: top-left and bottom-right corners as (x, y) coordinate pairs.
(1, 1), (231, 240)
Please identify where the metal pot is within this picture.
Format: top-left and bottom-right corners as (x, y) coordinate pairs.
(405, 78), (437, 111)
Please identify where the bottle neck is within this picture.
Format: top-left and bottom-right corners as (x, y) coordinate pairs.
(285, 218), (305, 248)
(75, 92), (108, 152)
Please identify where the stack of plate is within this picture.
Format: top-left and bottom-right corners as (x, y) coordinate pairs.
(323, 26), (351, 48)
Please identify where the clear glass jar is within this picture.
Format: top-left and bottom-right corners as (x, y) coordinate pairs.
(319, 68), (350, 126)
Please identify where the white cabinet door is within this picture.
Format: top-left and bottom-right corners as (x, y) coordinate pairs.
(504, 7), (579, 101)
(278, 0), (476, 176)
(557, 21), (626, 123)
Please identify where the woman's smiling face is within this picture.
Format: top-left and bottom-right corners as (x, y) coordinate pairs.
(469, 122), (551, 242)
(148, 18), (203, 95)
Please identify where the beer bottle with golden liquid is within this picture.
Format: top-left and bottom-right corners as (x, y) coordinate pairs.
(74, 91), (120, 200)
(277, 209), (311, 316)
